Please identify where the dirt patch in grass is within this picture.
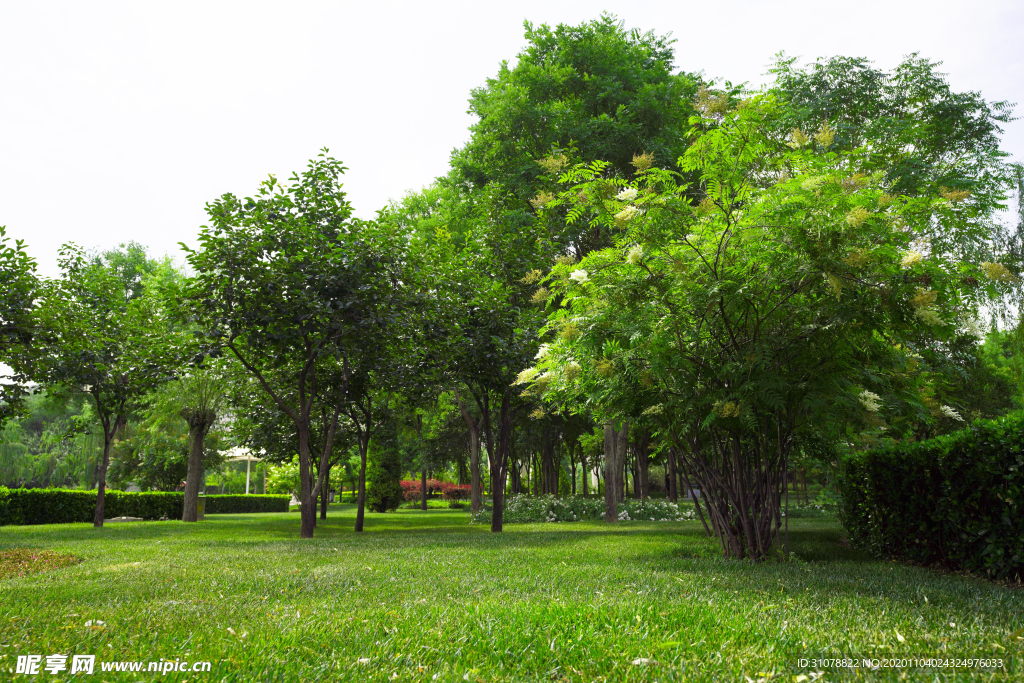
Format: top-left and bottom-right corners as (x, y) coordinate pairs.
(0, 548), (82, 579)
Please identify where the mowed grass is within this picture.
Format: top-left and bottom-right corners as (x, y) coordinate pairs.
(0, 505), (1021, 682)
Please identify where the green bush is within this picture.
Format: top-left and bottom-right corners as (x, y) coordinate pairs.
(204, 494), (289, 514)
(366, 419), (403, 513)
(0, 489), (289, 525)
(840, 413), (1024, 580)
(470, 495), (698, 524)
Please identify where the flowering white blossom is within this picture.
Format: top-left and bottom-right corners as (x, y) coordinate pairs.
(615, 206), (640, 223)
(617, 187), (639, 201)
(626, 244), (643, 265)
(534, 344), (551, 360)
(514, 367), (539, 385)
(858, 390), (882, 413)
(960, 314), (986, 341)
(901, 250), (923, 268)
(914, 307), (943, 326)
(569, 269), (589, 282)
(940, 405), (964, 422)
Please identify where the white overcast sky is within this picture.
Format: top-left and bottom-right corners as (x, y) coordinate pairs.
(2, 0), (1022, 277)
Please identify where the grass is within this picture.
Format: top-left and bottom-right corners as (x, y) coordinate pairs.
(0, 505), (1020, 682)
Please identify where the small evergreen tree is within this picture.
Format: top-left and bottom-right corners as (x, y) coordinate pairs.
(366, 417), (403, 512)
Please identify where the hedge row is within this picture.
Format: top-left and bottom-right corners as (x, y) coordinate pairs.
(205, 495), (289, 514)
(840, 413), (1024, 580)
(0, 488), (289, 526)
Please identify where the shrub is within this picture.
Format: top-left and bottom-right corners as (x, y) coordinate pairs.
(0, 488), (290, 525)
(440, 482), (471, 501)
(840, 413), (1024, 580)
(470, 495), (697, 524)
(366, 420), (404, 512)
(204, 495), (289, 514)
(399, 480), (422, 501)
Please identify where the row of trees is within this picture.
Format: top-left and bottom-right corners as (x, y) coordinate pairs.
(2, 15), (1021, 558)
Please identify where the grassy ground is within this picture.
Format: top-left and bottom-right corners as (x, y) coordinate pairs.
(0, 505), (1020, 682)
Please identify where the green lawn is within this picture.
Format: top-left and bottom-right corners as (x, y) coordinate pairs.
(0, 506), (1020, 682)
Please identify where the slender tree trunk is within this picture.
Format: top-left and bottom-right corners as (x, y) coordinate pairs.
(454, 388), (483, 513)
(488, 392), (513, 533)
(420, 466), (428, 510)
(355, 433), (369, 532)
(93, 419), (113, 528)
(320, 466), (330, 520)
(636, 432), (650, 499)
(581, 454), (588, 496)
(617, 422), (628, 504)
(667, 446), (679, 502)
(603, 424), (618, 522)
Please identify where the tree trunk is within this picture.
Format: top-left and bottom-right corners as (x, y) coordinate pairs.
(667, 446), (679, 502)
(616, 422), (628, 504)
(181, 411), (214, 523)
(297, 419), (316, 538)
(636, 431), (650, 499)
(355, 433), (369, 532)
(420, 466), (428, 510)
(603, 424), (618, 522)
(320, 466), (330, 520)
(487, 391), (513, 533)
(581, 453), (588, 496)
(93, 420), (113, 528)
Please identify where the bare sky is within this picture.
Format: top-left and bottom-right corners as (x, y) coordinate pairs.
(2, 0), (1021, 277)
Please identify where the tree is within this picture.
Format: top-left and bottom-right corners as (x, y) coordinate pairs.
(29, 245), (171, 526)
(365, 414), (403, 513)
(0, 226), (39, 423)
(179, 151), (405, 538)
(525, 90), (1011, 560)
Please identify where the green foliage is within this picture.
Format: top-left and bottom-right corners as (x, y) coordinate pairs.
(840, 413), (1024, 580)
(0, 225), (39, 421)
(470, 494), (696, 524)
(0, 488), (288, 525)
(204, 494), (289, 514)
(265, 458), (301, 497)
(0, 489), (181, 524)
(769, 54), (1015, 202)
(366, 419), (404, 513)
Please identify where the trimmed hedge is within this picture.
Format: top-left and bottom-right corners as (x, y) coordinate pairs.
(204, 495), (289, 514)
(840, 413), (1024, 580)
(0, 488), (289, 525)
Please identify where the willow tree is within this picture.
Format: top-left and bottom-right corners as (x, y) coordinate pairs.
(523, 93), (1013, 561)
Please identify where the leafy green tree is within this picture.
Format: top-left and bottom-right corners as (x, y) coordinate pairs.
(526, 91), (1011, 560)
(0, 226), (39, 422)
(179, 151), (405, 538)
(28, 245), (172, 525)
(366, 415), (403, 512)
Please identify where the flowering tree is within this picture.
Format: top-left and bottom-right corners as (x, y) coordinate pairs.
(521, 94), (1014, 561)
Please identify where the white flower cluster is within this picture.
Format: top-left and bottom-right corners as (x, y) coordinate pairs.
(534, 343), (551, 360)
(617, 187), (639, 201)
(901, 251), (923, 268)
(615, 206), (640, 223)
(940, 405), (964, 422)
(626, 244), (643, 265)
(858, 389), (882, 413)
(569, 269), (588, 282)
(960, 314), (986, 341)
